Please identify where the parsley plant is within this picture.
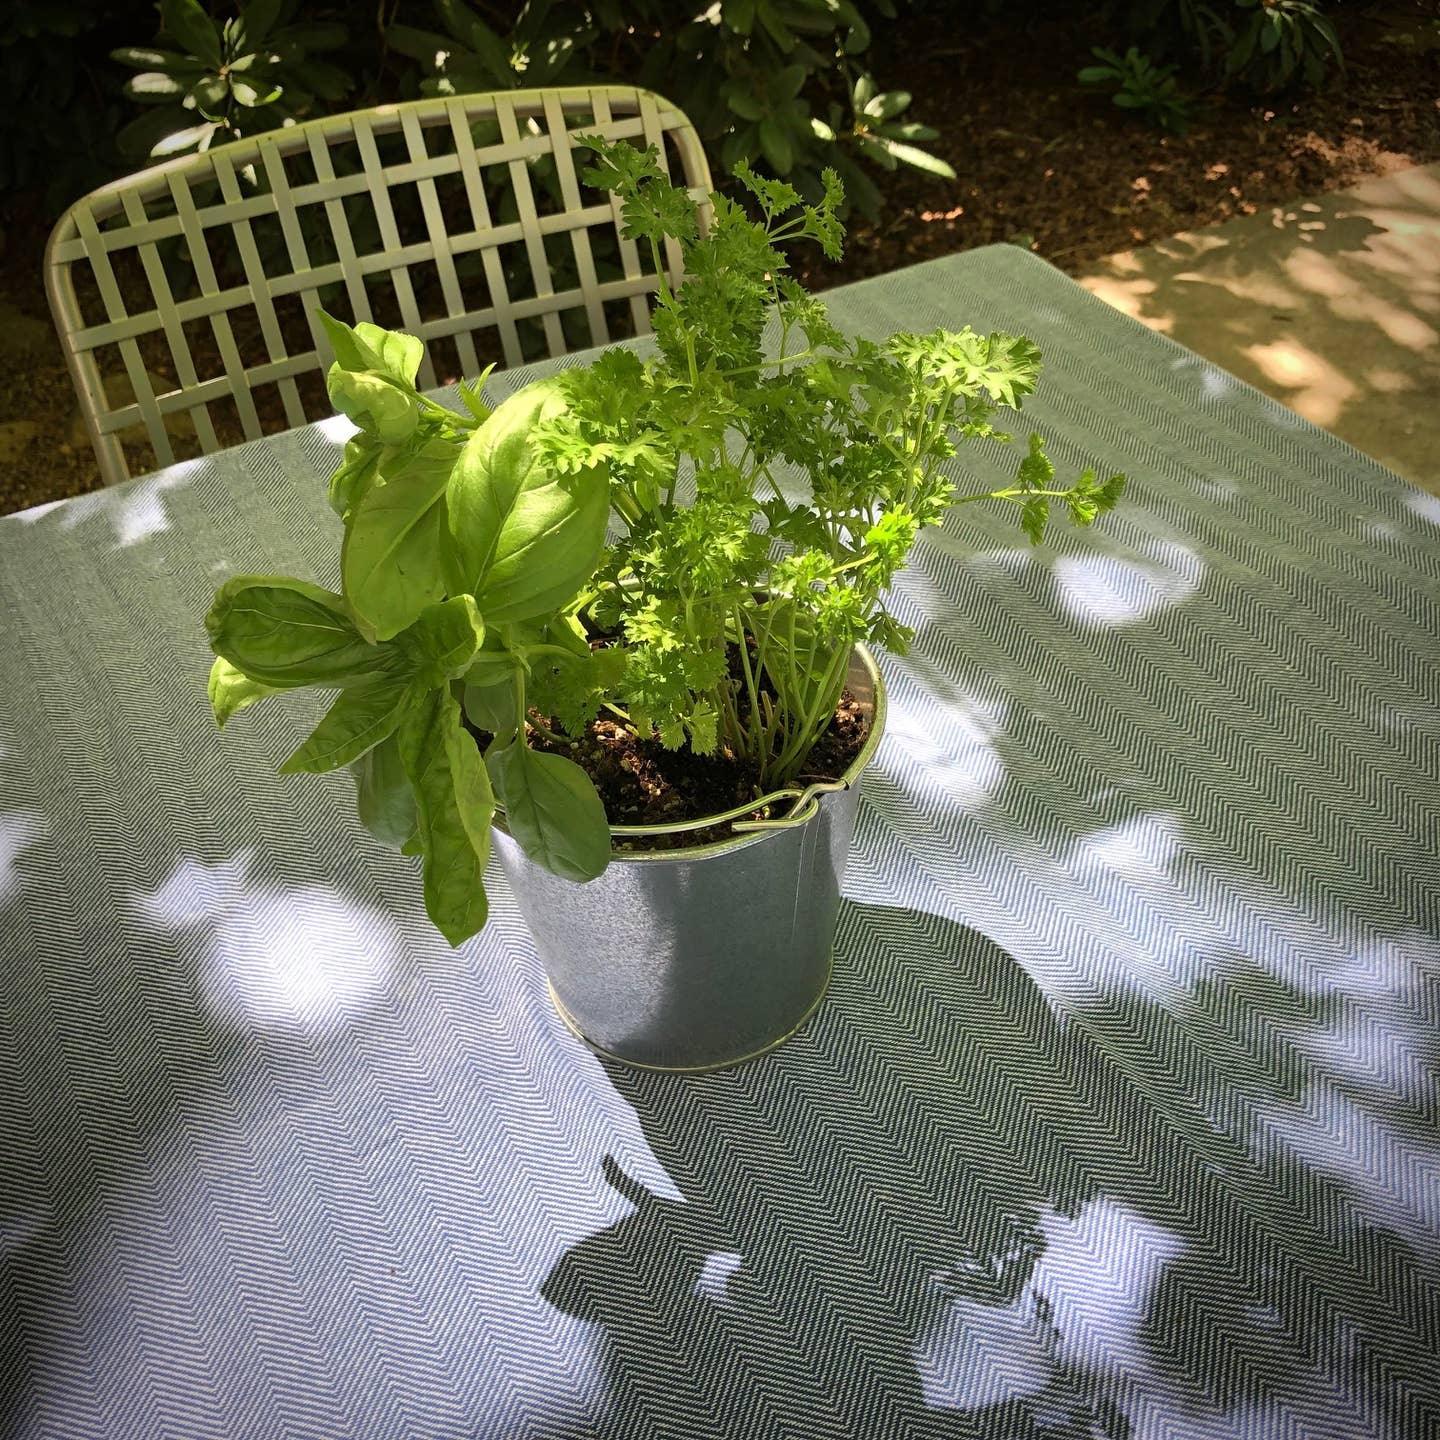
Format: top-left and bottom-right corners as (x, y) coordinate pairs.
(535, 137), (1126, 788)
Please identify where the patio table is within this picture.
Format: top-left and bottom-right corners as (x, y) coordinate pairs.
(2, 245), (1437, 1440)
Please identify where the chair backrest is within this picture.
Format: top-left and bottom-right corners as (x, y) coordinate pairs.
(45, 86), (712, 486)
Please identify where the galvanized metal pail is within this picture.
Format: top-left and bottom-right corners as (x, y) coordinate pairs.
(491, 644), (886, 1072)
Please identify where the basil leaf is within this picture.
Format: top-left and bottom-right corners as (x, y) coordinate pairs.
(395, 595), (484, 688)
(207, 655), (278, 727)
(462, 647), (519, 689)
(399, 687), (495, 946)
(206, 576), (379, 687)
(318, 310), (423, 390)
(475, 462), (608, 625)
(462, 678), (517, 735)
(354, 322), (423, 386)
(341, 439), (454, 641)
(351, 733), (416, 848)
(328, 437), (383, 518)
(487, 740), (610, 883)
(447, 379), (609, 622)
(317, 307), (384, 372)
(327, 367), (420, 446)
(279, 672), (413, 774)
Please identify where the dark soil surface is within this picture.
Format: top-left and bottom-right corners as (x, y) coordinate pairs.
(2, 1), (1436, 516)
(527, 689), (870, 852)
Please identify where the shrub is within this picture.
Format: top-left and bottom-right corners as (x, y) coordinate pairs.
(111, 0), (353, 159)
(1122, 0), (1344, 92)
(1078, 45), (1196, 134)
(104, 0), (953, 215)
(1224, 0), (1343, 92)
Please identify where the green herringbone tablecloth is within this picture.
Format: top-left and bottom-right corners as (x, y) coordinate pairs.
(2, 246), (1438, 1438)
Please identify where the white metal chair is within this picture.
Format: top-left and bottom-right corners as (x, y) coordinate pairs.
(46, 86), (713, 485)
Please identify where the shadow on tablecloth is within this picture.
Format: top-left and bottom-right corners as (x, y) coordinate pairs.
(542, 901), (1437, 1439)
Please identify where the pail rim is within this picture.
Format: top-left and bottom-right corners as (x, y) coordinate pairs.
(492, 642), (887, 865)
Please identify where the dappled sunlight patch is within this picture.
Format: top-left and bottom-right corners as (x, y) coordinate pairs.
(916, 1200), (1190, 1423)
(1052, 539), (1203, 627)
(1294, 992), (1439, 1111)
(1403, 490), (1440, 524)
(132, 849), (401, 1031)
(879, 680), (1007, 811)
(1364, 366), (1416, 394)
(1069, 813), (1182, 877)
(314, 412), (360, 444)
(1253, 1084), (1440, 1253)
(1078, 273), (1173, 332)
(1242, 338), (1356, 426)
(0, 809), (47, 905)
(691, 1250), (744, 1306)
(1058, 814), (1210, 997)
(914, 1272), (1054, 1412)
(18, 461), (206, 549)
(1031, 1199), (1184, 1383)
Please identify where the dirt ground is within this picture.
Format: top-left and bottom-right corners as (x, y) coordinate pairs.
(2, 0), (1437, 516)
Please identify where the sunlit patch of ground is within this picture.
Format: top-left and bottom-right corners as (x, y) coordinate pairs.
(1081, 163), (1440, 490)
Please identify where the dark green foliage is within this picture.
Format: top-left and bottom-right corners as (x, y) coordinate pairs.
(385, 0), (954, 213)
(1225, 0), (1342, 92)
(111, 0), (353, 159)
(0, 0), (957, 221)
(0, 1), (144, 207)
(1113, 0), (1344, 93)
(1079, 45), (1196, 133)
(96, 0), (953, 216)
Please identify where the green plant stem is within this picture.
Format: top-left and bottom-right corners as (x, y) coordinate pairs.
(526, 718), (571, 745)
(953, 486), (1083, 504)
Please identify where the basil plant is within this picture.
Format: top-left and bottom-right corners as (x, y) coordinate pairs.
(205, 313), (612, 946)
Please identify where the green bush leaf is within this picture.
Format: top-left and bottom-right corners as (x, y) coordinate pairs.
(236, 0), (283, 48)
(124, 72), (188, 101)
(231, 78), (282, 108)
(726, 88), (765, 122)
(279, 672), (413, 774)
(277, 21), (348, 50)
(160, 0), (222, 65)
(387, 23), (457, 63)
(447, 379), (609, 624)
(151, 121), (221, 158)
(351, 733), (416, 848)
(487, 741), (610, 883)
(863, 89), (911, 121)
(399, 687), (494, 946)
(112, 46), (194, 70)
(207, 655), (278, 727)
(878, 139), (956, 178)
(341, 438), (454, 641)
(758, 118), (795, 174)
(206, 576), (379, 687)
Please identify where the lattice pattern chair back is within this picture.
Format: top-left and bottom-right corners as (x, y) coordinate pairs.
(46, 87), (712, 487)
